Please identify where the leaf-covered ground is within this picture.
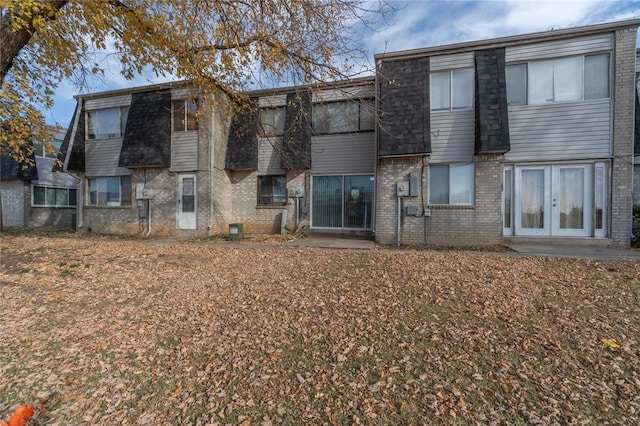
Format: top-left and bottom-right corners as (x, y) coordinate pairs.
(1, 235), (639, 425)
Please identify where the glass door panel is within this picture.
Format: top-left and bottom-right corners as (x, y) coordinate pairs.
(312, 175), (374, 229)
(312, 176), (342, 228)
(519, 168), (547, 232)
(552, 165), (592, 237)
(343, 176), (374, 229)
(558, 168), (584, 230)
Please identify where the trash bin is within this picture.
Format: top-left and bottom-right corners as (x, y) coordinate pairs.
(71, 213), (77, 231)
(229, 223), (244, 241)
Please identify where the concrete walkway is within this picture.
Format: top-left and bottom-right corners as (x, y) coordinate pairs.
(505, 244), (640, 261)
(286, 237), (640, 260)
(287, 237), (375, 250)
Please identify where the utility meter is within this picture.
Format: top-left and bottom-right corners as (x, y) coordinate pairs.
(396, 181), (410, 197)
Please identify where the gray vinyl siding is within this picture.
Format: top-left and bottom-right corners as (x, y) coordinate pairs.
(171, 131), (198, 171)
(84, 94), (131, 110)
(85, 139), (131, 177)
(258, 137), (285, 175)
(430, 110), (475, 162)
(312, 86), (375, 103)
(311, 133), (375, 175)
(429, 52), (474, 70)
(259, 95), (287, 108)
(505, 98), (612, 161)
(33, 157), (77, 188)
(171, 87), (197, 100)
(505, 33), (612, 62)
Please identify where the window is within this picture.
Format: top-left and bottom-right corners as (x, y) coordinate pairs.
(172, 100), (198, 132)
(259, 107), (286, 137)
(506, 64), (527, 106)
(258, 175), (286, 205)
(87, 176), (132, 206)
(312, 99), (374, 134)
(430, 69), (474, 111)
(87, 107), (129, 139)
(32, 186), (76, 207)
(429, 164), (474, 205)
(33, 138), (63, 158)
(506, 53), (610, 106)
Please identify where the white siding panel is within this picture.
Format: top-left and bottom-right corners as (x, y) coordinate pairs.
(506, 33), (612, 62)
(429, 110), (475, 163)
(311, 133), (375, 175)
(429, 52), (474, 71)
(85, 95), (131, 110)
(85, 139), (131, 177)
(258, 137), (285, 175)
(171, 132), (198, 171)
(505, 98), (612, 161)
(312, 86), (375, 103)
(34, 157), (77, 188)
(258, 95), (287, 108)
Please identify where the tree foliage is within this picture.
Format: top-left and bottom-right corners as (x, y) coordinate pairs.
(0, 0), (387, 165)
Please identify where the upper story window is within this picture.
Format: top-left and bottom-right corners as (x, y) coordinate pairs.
(312, 99), (375, 134)
(430, 68), (474, 111)
(506, 53), (610, 106)
(172, 100), (198, 132)
(259, 107), (286, 137)
(33, 138), (62, 158)
(87, 107), (129, 140)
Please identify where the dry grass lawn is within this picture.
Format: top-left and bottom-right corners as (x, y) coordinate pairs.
(1, 235), (639, 425)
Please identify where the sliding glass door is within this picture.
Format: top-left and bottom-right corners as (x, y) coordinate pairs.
(312, 175), (374, 229)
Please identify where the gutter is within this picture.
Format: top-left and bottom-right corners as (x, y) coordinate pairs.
(209, 103), (216, 230)
(64, 97), (84, 228)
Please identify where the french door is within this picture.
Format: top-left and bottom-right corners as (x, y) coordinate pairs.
(510, 164), (602, 237)
(311, 175), (374, 229)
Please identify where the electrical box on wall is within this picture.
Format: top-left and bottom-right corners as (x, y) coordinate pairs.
(397, 181), (410, 197)
(409, 172), (419, 197)
(405, 205), (419, 216)
(288, 186), (305, 198)
(135, 184), (146, 200)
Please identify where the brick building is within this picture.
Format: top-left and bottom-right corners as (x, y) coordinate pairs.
(54, 18), (640, 246)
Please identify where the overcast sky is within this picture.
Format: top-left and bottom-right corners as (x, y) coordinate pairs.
(45, 0), (640, 129)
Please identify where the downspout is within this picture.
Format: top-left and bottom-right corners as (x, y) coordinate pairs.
(145, 168), (152, 236)
(64, 97), (83, 229)
(209, 106), (216, 230)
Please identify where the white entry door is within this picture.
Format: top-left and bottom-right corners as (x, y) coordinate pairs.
(514, 165), (592, 237)
(177, 174), (196, 230)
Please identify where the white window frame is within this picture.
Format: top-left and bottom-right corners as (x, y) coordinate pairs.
(430, 68), (474, 112)
(259, 107), (286, 137)
(86, 107), (129, 140)
(87, 176), (131, 207)
(428, 163), (475, 205)
(172, 99), (199, 132)
(507, 53), (611, 106)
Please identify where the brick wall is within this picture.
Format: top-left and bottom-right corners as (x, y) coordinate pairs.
(226, 169), (306, 234)
(375, 154), (503, 246)
(1, 180), (27, 227)
(611, 27), (637, 246)
(29, 207), (75, 228)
